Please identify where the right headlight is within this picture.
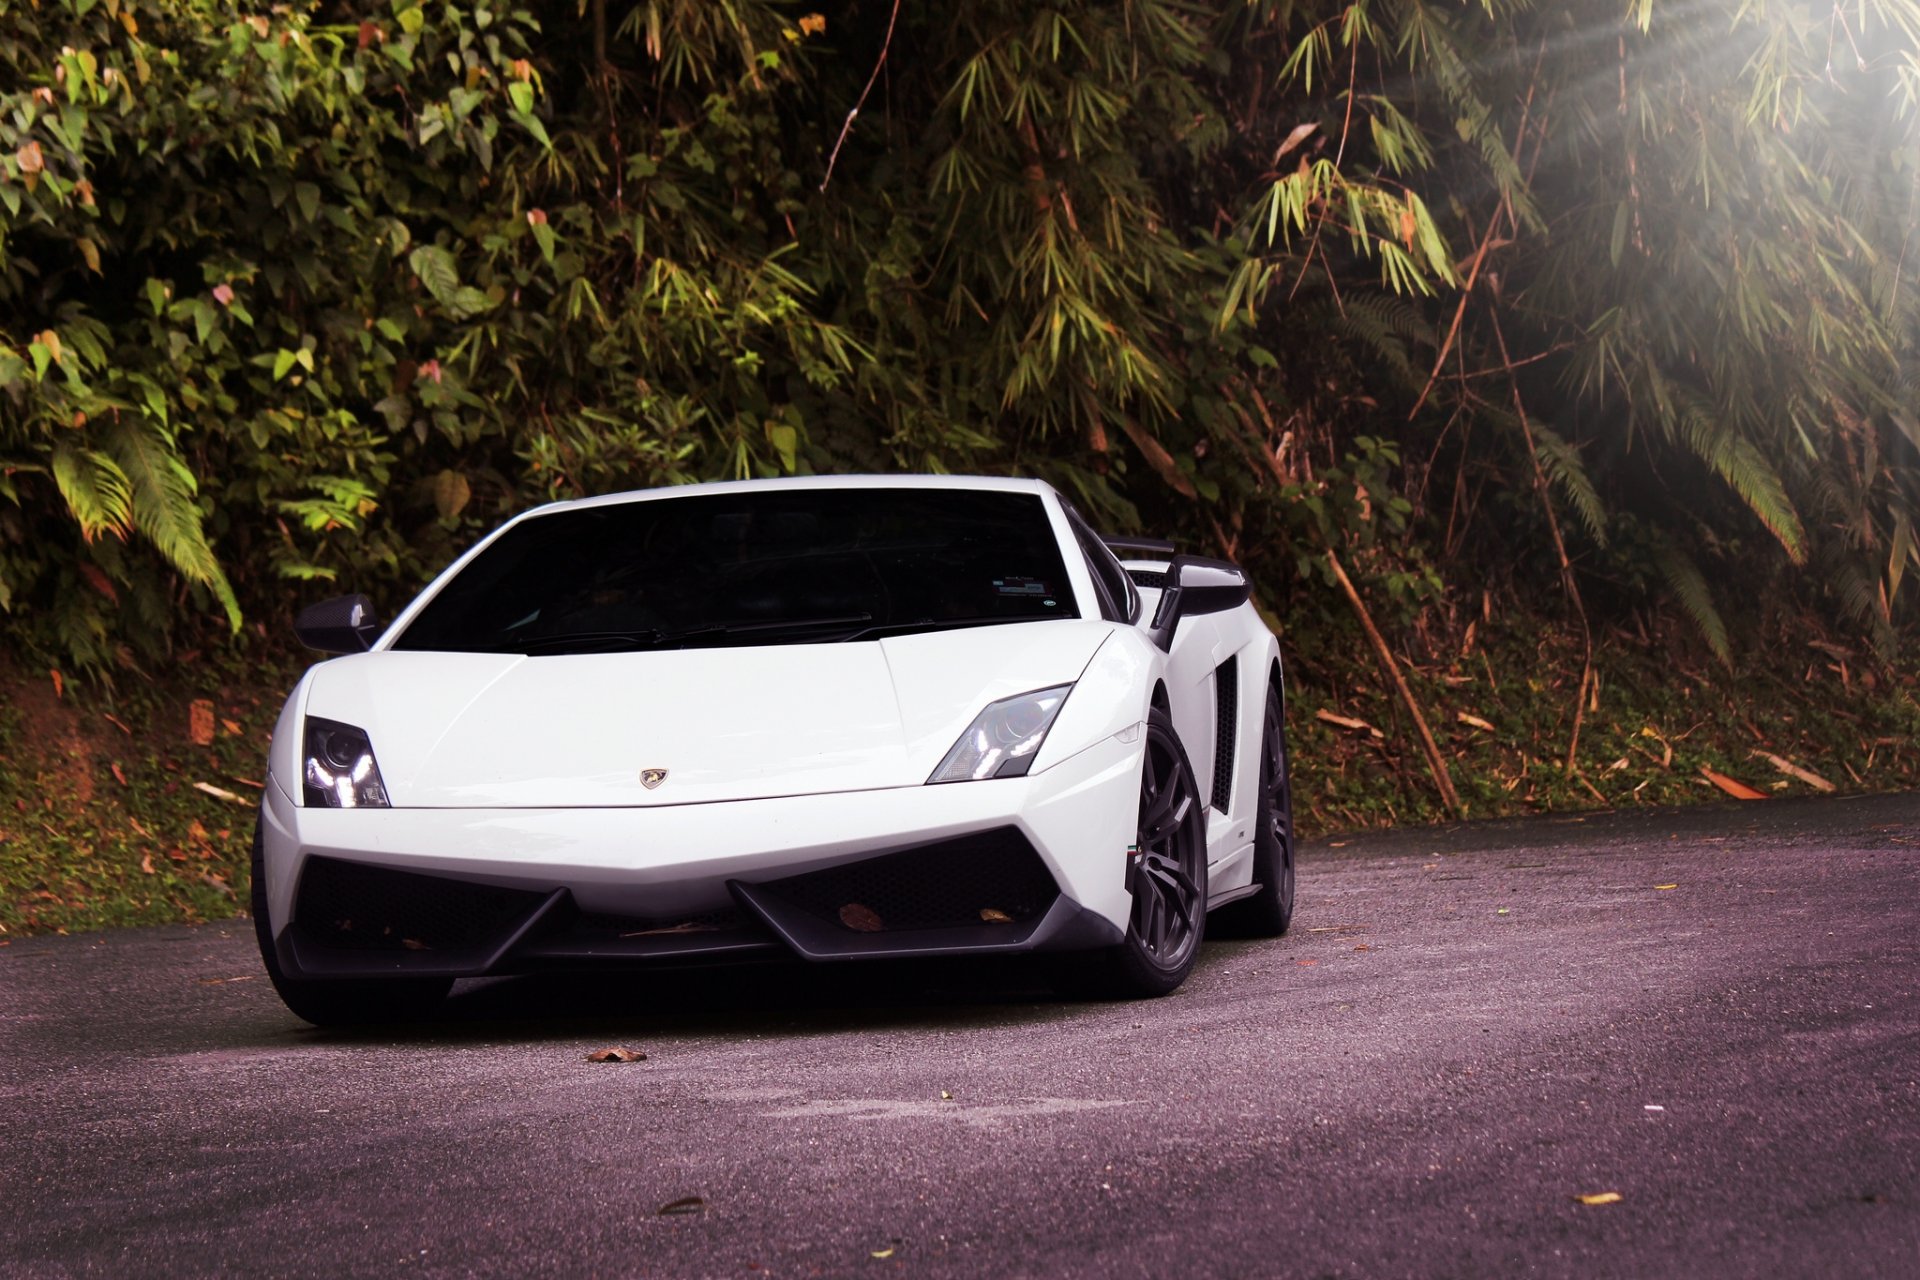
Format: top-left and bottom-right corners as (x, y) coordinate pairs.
(302, 716), (391, 808)
(927, 685), (1072, 783)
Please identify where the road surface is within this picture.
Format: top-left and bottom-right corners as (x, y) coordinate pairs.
(3, 793), (1917, 1277)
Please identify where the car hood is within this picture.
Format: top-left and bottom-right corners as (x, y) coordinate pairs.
(298, 620), (1114, 807)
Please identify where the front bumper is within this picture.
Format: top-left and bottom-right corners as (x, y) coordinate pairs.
(259, 733), (1139, 980)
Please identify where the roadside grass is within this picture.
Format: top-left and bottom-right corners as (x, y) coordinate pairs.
(1287, 614), (1920, 831)
(2, 613), (1916, 939)
(0, 652), (298, 940)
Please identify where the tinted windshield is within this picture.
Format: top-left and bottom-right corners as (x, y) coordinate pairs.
(391, 487), (1079, 654)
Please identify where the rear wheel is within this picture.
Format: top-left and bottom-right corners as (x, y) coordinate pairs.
(1087, 705), (1208, 998)
(250, 824), (450, 1027)
(1212, 680), (1295, 937)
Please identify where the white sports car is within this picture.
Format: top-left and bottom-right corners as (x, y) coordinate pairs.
(253, 475), (1295, 1023)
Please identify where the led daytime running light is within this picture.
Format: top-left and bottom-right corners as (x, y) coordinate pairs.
(928, 685), (1072, 783)
(302, 716), (391, 808)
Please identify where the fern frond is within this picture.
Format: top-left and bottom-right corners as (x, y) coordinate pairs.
(1668, 389), (1807, 562)
(1531, 424), (1609, 547)
(1654, 543), (1732, 667)
(50, 443), (135, 543)
(104, 422), (242, 631)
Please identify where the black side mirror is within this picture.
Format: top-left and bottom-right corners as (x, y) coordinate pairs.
(295, 594), (380, 654)
(1147, 556), (1252, 650)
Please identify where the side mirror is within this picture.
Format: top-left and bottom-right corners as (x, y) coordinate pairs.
(295, 593), (380, 654)
(1147, 557), (1251, 650)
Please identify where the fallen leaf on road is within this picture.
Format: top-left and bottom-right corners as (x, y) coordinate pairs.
(1496, 907), (1510, 916)
(1574, 1192), (1622, 1206)
(940, 1091), (952, 1100)
(1699, 767), (1767, 801)
(1296, 958), (1318, 967)
(657, 1196), (704, 1215)
(1457, 712), (1495, 732)
(1354, 944), (1371, 952)
(1654, 884), (1678, 891)
(839, 903), (883, 932)
(587, 1047), (647, 1063)
(871, 1247), (896, 1259)
(199, 975), (256, 985)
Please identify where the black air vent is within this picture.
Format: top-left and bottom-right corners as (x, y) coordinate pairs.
(293, 856), (547, 954)
(1126, 568), (1170, 590)
(752, 828), (1058, 934)
(1212, 656), (1237, 812)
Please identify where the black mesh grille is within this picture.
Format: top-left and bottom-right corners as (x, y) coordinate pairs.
(755, 829), (1058, 933)
(294, 856), (547, 954)
(1127, 568), (1170, 589)
(1212, 656), (1237, 811)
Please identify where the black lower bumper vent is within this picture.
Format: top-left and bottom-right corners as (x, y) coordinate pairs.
(293, 855), (549, 955)
(729, 828), (1089, 959)
(753, 828), (1057, 932)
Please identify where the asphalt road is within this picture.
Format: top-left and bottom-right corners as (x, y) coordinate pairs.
(3, 793), (1918, 1278)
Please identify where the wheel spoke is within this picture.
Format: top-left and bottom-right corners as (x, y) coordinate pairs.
(1144, 791), (1191, 846)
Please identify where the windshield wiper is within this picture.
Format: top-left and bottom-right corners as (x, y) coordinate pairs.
(841, 615), (1046, 641)
(501, 629), (667, 655)
(498, 614), (875, 655)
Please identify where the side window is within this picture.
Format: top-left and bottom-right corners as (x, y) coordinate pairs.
(1063, 507), (1139, 624)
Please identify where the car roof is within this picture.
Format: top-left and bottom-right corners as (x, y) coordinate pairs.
(532, 474), (1060, 517)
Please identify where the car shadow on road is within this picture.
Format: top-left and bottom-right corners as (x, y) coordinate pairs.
(284, 952), (1113, 1048)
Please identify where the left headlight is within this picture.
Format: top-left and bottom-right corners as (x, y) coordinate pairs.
(928, 685), (1072, 783)
(302, 716), (391, 808)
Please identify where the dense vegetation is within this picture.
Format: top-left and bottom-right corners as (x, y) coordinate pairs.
(3, 0), (1918, 709)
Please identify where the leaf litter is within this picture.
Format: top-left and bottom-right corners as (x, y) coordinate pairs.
(586, 1047), (647, 1064)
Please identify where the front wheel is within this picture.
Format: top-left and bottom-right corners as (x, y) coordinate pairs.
(1086, 705), (1208, 998)
(250, 824), (450, 1027)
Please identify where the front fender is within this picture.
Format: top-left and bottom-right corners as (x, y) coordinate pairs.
(1028, 627), (1164, 776)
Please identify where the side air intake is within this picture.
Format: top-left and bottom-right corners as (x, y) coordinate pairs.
(1212, 656), (1237, 811)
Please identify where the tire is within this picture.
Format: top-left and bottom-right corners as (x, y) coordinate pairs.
(250, 823), (451, 1027)
(1212, 678), (1296, 938)
(1086, 704), (1209, 998)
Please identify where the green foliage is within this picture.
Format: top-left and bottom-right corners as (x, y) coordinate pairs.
(2, 0), (1919, 674)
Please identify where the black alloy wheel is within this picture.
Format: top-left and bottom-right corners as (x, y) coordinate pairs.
(1092, 704), (1208, 997)
(250, 823), (451, 1027)
(1214, 679), (1296, 937)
